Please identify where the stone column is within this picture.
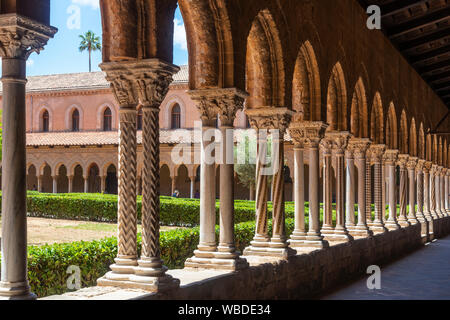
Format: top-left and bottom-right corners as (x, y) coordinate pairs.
(52, 176), (57, 194)
(289, 144), (307, 247)
(84, 176), (89, 193)
(423, 162), (434, 223)
(407, 157), (419, 225)
(435, 167), (442, 218)
(397, 154), (411, 228)
(97, 61), (140, 287)
(101, 176), (107, 193)
(440, 167), (447, 217)
(415, 160), (426, 223)
(37, 176), (43, 193)
(289, 121), (329, 249)
(126, 60), (180, 290)
(345, 149), (356, 231)
(446, 171), (450, 214)
(348, 138), (372, 237)
(383, 150), (401, 230)
(330, 132), (352, 242)
(170, 176), (176, 196)
(190, 176), (195, 199)
(0, 14), (57, 300)
(368, 145), (388, 234)
(68, 176), (74, 194)
(320, 138), (334, 238)
(430, 165), (439, 219)
(244, 108), (295, 258)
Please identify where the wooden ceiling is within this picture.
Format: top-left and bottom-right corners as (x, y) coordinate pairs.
(358, 0), (450, 109)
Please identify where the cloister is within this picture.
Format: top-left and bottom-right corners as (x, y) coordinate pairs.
(1, 0), (450, 300)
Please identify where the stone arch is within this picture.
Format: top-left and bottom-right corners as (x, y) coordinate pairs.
(57, 165), (69, 194)
(246, 9), (286, 109)
(73, 164), (85, 193)
(399, 110), (408, 154)
(160, 164), (171, 196)
(370, 92), (384, 144)
(350, 77), (368, 138)
(65, 104), (84, 131)
(69, 162), (85, 177)
(409, 118), (417, 157)
(27, 164), (38, 191)
(87, 163), (101, 193)
(419, 122), (425, 159)
(175, 164), (190, 198)
(386, 103), (398, 150)
(105, 164), (118, 194)
(326, 62), (347, 131)
(96, 103), (117, 131)
(292, 40), (321, 121)
(41, 164), (52, 193)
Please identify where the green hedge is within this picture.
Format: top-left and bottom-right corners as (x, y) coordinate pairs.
(2, 218), (297, 298)
(0, 192), (297, 227)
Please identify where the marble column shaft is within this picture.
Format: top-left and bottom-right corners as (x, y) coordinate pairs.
(289, 146), (306, 245)
(384, 150), (400, 230)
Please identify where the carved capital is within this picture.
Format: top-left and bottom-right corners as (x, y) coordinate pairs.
(416, 159), (426, 173)
(246, 107), (294, 134)
(407, 157), (418, 170)
(424, 161), (433, 173)
(0, 14), (57, 59)
(100, 61), (139, 107)
(383, 149), (399, 165)
(322, 131), (351, 156)
(289, 121), (328, 148)
(397, 154), (409, 169)
(347, 138), (371, 159)
(368, 144), (386, 164)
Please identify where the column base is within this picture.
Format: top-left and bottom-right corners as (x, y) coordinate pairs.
(398, 218), (411, 228)
(134, 257), (167, 277)
(185, 255), (249, 271)
(320, 225), (334, 237)
(431, 210), (440, 219)
(368, 222), (388, 234)
(348, 225), (373, 238)
(103, 256), (139, 282)
(0, 281), (36, 300)
(384, 220), (401, 231)
(407, 216), (420, 225)
(291, 232), (329, 249)
(98, 274), (179, 293)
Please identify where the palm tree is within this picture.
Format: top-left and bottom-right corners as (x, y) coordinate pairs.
(79, 31), (102, 72)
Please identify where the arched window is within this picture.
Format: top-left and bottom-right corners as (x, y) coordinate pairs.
(103, 108), (112, 131)
(42, 110), (50, 132)
(72, 109), (80, 132)
(137, 107), (143, 130)
(171, 104), (181, 129)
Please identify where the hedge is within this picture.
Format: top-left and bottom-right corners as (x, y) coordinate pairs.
(0, 218), (297, 298)
(0, 192), (298, 227)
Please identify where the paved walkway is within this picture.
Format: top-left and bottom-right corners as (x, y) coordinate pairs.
(322, 235), (450, 300)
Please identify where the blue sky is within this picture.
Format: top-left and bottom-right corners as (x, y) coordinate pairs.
(10, 0), (188, 76)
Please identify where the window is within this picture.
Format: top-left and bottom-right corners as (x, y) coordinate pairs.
(42, 110), (49, 132)
(72, 109), (80, 132)
(137, 108), (143, 130)
(171, 104), (181, 129)
(103, 108), (112, 131)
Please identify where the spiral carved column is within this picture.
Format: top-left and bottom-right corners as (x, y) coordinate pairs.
(397, 155), (411, 228)
(368, 145), (387, 234)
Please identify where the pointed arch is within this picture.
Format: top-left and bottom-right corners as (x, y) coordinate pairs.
(426, 134), (432, 162)
(292, 41), (321, 121)
(443, 139), (448, 169)
(433, 135), (438, 164)
(438, 137), (443, 166)
(418, 122), (425, 159)
(350, 77), (368, 138)
(246, 9), (285, 109)
(386, 103), (398, 150)
(326, 62), (347, 131)
(370, 92), (384, 144)
(409, 118), (417, 157)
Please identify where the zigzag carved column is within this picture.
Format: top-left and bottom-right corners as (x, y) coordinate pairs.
(97, 61), (140, 287)
(0, 14), (56, 300)
(397, 154), (411, 228)
(368, 145), (388, 234)
(384, 150), (401, 231)
(348, 138), (373, 238)
(288, 121), (329, 249)
(407, 157), (419, 225)
(244, 108), (295, 258)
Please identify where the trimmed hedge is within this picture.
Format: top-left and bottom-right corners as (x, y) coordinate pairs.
(1, 218), (297, 298)
(0, 192), (298, 227)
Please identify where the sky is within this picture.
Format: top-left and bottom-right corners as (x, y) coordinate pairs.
(6, 0), (188, 76)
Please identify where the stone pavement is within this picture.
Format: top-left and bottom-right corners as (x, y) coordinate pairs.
(322, 235), (450, 300)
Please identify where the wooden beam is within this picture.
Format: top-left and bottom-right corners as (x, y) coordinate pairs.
(419, 58), (450, 74)
(399, 27), (450, 51)
(410, 44), (450, 64)
(381, 0), (429, 18)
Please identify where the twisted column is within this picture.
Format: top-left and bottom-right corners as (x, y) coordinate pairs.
(397, 155), (411, 228)
(348, 138), (372, 237)
(289, 145), (307, 247)
(0, 15), (56, 300)
(384, 150), (401, 230)
(289, 121), (329, 249)
(407, 158), (419, 225)
(368, 145), (387, 233)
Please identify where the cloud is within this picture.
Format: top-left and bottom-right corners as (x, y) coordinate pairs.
(71, 0), (99, 10)
(173, 18), (187, 51)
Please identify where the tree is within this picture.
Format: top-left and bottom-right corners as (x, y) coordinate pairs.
(79, 31), (102, 72)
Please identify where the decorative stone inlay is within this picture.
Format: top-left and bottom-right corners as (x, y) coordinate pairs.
(190, 88), (248, 126)
(0, 14), (57, 59)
